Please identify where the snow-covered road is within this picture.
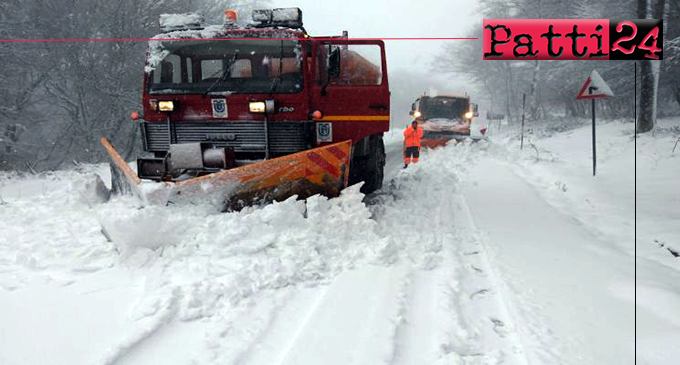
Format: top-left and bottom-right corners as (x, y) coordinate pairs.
(465, 159), (634, 364)
(1, 120), (677, 364)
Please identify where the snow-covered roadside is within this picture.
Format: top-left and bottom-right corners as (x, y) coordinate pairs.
(0, 165), (136, 364)
(484, 118), (680, 364)
(464, 158), (635, 364)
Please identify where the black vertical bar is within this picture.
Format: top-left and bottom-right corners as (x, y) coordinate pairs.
(592, 99), (596, 176)
(166, 115), (174, 145)
(521, 93), (526, 150)
(264, 114), (270, 160)
(633, 61), (637, 355)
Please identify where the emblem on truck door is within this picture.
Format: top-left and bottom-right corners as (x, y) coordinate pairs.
(316, 122), (332, 142)
(211, 99), (228, 118)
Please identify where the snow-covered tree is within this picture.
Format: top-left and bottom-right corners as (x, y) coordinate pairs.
(431, 0), (677, 132)
(0, 0), (268, 171)
(636, 0), (667, 133)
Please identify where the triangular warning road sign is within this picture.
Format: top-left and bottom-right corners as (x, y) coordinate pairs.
(577, 70), (614, 100)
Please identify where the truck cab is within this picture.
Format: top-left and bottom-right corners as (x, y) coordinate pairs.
(135, 8), (389, 194)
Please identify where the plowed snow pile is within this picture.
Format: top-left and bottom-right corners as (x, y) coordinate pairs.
(0, 168), (388, 364)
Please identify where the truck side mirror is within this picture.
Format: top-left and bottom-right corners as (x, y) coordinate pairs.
(409, 110), (414, 116)
(472, 103), (479, 117)
(328, 47), (341, 79)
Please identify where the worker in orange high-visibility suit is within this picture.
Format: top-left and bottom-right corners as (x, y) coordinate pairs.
(403, 120), (423, 168)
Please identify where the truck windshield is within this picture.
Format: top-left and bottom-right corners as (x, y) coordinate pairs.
(148, 39), (302, 94)
(421, 97), (468, 120)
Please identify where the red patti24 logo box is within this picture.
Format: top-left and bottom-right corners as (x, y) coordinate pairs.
(483, 19), (663, 60)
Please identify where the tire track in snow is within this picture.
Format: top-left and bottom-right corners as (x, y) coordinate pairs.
(270, 287), (329, 365)
(98, 286), (181, 365)
(231, 265), (412, 365)
(376, 141), (531, 364)
(388, 176), (456, 365)
(390, 267), (449, 364)
(454, 193), (532, 364)
(219, 140), (532, 365)
(232, 285), (329, 365)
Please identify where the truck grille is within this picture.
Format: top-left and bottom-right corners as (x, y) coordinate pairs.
(141, 121), (310, 153)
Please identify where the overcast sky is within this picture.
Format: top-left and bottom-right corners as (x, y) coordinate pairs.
(270, 0), (477, 73)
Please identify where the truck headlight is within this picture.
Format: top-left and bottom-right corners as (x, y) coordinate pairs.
(158, 101), (175, 112)
(414, 111), (421, 118)
(465, 112), (473, 119)
(249, 101), (266, 113)
(249, 100), (275, 114)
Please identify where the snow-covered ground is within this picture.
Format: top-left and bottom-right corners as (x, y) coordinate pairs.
(0, 118), (677, 364)
(490, 118), (680, 364)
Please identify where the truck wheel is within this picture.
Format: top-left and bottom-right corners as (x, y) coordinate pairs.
(350, 136), (385, 194)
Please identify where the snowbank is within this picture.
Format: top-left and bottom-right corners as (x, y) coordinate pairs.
(489, 117), (680, 364)
(0, 162), (391, 364)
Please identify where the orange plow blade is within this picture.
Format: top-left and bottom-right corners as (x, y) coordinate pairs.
(102, 137), (144, 199)
(421, 138), (451, 148)
(101, 138), (352, 211)
(420, 135), (470, 149)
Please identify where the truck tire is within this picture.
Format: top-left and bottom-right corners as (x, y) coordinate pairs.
(350, 136), (385, 194)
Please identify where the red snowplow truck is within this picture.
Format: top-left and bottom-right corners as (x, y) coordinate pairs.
(102, 8), (389, 210)
(409, 94), (480, 148)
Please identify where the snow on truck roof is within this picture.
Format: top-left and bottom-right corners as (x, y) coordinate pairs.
(147, 8), (306, 73)
(150, 26), (302, 41)
(422, 94), (469, 99)
(145, 27), (303, 73)
(159, 13), (204, 32)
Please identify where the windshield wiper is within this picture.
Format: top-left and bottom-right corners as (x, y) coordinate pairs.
(204, 52), (239, 96)
(268, 40), (285, 95)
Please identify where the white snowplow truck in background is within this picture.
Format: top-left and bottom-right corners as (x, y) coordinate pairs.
(101, 8), (390, 211)
(410, 94), (484, 147)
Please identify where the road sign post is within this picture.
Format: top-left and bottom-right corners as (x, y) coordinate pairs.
(591, 97), (596, 176)
(520, 93), (526, 150)
(577, 70), (613, 176)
